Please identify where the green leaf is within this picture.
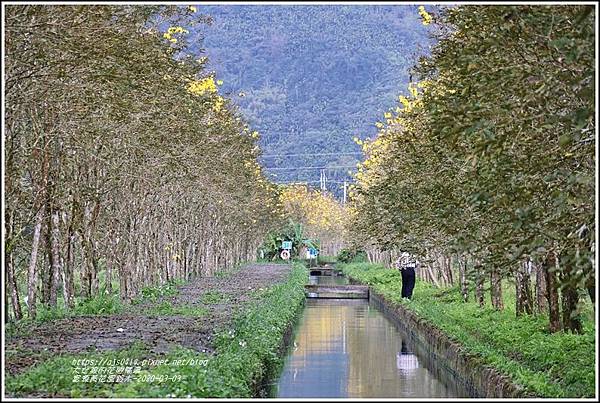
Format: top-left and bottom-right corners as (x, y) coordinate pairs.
(558, 134), (571, 148)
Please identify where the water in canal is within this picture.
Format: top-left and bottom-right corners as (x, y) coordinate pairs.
(268, 275), (469, 398)
(307, 273), (349, 285)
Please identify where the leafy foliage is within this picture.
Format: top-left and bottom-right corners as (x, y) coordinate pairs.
(278, 185), (348, 255)
(347, 5), (595, 327)
(5, 5), (282, 321)
(336, 248), (368, 263)
(259, 220), (305, 260)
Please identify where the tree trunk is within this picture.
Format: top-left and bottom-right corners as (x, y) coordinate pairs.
(80, 236), (91, 300)
(560, 256), (583, 334)
(445, 255), (454, 285)
(534, 258), (547, 314)
(5, 210), (23, 321)
(562, 285), (582, 333)
(47, 208), (62, 307)
(459, 255), (469, 302)
(475, 261), (485, 308)
(585, 274), (595, 305)
(119, 259), (129, 302)
(490, 267), (504, 310)
(41, 227), (51, 306)
(515, 258), (533, 316)
(105, 253), (113, 295)
(6, 247), (23, 321)
(545, 251), (561, 333)
(425, 262), (440, 287)
(27, 205), (45, 319)
(63, 221), (76, 309)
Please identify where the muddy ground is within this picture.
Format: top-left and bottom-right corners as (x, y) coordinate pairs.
(5, 263), (292, 376)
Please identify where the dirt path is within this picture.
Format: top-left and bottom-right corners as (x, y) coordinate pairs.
(5, 263), (292, 376)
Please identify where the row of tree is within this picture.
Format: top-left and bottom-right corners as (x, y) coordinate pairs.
(4, 5), (281, 321)
(257, 184), (348, 261)
(348, 5), (595, 332)
(279, 184), (347, 256)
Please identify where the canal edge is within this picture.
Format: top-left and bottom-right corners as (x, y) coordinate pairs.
(349, 278), (533, 398)
(254, 264), (308, 397)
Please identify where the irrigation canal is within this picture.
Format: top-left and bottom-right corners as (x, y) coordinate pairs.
(266, 273), (470, 398)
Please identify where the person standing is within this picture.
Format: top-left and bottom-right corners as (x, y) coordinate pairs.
(397, 252), (417, 299)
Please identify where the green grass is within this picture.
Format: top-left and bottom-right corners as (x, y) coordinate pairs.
(6, 293), (124, 339)
(199, 290), (230, 304)
(5, 342), (149, 398)
(9, 277), (182, 330)
(134, 279), (185, 304)
(6, 262), (309, 398)
(118, 262), (308, 397)
(339, 262), (596, 398)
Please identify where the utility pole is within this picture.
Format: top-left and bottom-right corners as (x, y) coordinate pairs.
(320, 169), (327, 191)
(343, 180), (347, 204)
(319, 170), (323, 190)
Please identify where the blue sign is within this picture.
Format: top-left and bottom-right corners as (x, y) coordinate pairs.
(282, 241), (292, 250)
(309, 248), (318, 258)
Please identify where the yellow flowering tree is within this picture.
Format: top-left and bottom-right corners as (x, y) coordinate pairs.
(279, 185), (347, 256)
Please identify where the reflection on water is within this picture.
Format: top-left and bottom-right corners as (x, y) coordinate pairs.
(269, 296), (468, 398)
(308, 275), (349, 285)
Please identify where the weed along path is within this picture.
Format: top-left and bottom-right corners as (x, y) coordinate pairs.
(5, 263), (305, 398)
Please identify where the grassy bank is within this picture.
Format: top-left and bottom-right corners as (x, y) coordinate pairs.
(340, 262), (595, 398)
(6, 263), (308, 398)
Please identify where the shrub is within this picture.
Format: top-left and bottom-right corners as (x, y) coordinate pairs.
(337, 248), (367, 263)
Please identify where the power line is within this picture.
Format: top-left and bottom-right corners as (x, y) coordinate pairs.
(263, 165), (357, 170)
(276, 180), (354, 184)
(260, 152), (363, 158)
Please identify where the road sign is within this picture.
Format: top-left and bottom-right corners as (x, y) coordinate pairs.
(282, 241), (292, 250)
(309, 248), (318, 258)
(280, 250), (291, 260)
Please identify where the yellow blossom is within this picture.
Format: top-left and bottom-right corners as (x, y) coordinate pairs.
(186, 76), (218, 96)
(164, 26), (188, 44)
(399, 95), (411, 109)
(213, 96), (225, 112)
(418, 5), (432, 26)
(408, 83), (418, 98)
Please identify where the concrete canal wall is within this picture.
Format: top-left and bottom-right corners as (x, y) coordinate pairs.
(367, 290), (531, 398)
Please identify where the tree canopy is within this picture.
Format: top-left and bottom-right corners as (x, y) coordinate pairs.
(348, 5), (595, 332)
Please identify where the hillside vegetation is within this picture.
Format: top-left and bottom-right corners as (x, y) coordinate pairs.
(191, 5), (432, 191)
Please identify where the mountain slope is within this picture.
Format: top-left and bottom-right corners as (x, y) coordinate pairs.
(189, 5), (432, 193)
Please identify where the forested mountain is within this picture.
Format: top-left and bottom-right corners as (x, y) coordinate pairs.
(189, 5), (432, 194)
